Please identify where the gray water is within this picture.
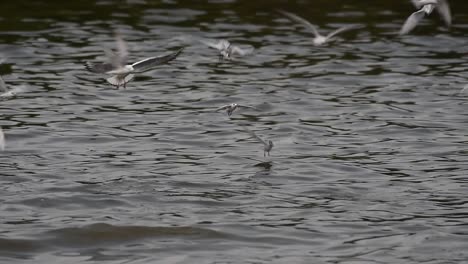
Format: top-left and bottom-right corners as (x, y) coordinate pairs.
(1, 0), (468, 263)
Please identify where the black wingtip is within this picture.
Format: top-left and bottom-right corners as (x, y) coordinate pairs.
(172, 47), (184, 59)
(165, 47), (184, 63)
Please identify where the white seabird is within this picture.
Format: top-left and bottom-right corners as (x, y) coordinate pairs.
(278, 10), (358, 46)
(0, 75), (25, 98)
(202, 39), (252, 60)
(412, 0), (451, 27)
(400, 0), (451, 35)
(85, 33), (183, 88)
(216, 103), (259, 116)
(242, 126), (274, 157)
(0, 127), (4, 151)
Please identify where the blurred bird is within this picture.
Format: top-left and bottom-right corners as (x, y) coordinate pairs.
(0, 76), (25, 98)
(86, 33), (183, 88)
(242, 126), (274, 157)
(412, 0), (451, 27)
(400, 0), (451, 35)
(216, 103), (259, 116)
(0, 75), (6, 93)
(202, 39), (252, 59)
(457, 84), (468, 95)
(0, 127), (4, 151)
(278, 10), (358, 46)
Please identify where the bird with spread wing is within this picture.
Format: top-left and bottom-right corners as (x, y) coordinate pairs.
(241, 126), (274, 157)
(400, 0), (451, 35)
(216, 103), (259, 117)
(85, 33), (183, 88)
(278, 10), (358, 46)
(202, 39), (253, 60)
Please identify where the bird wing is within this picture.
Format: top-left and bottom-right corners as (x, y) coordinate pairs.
(101, 32), (128, 68)
(0, 76), (7, 92)
(230, 46), (253, 56)
(0, 86), (26, 98)
(278, 10), (320, 37)
(85, 62), (115, 74)
(436, 0), (451, 27)
(411, 0), (423, 9)
(251, 132), (268, 147)
(86, 32), (129, 74)
(103, 48), (117, 64)
(411, 0), (438, 8)
(201, 40), (229, 51)
(100, 32), (128, 69)
(399, 9), (426, 35)
(237, 104), (259, 110)
(325, 25), (358, 40)
(0, 127), (4, 151)
(241, 126), (268, 146)
(114, 32), (128, 65)
(215, 105), (230, 111)
(131, 48), (183, 72)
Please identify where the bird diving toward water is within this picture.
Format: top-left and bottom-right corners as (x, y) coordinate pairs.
(85, 33), (183, 89)
(241, 126), (274, 157)
(400, 0), (451, 35)
(216, 103), (259, 117)
(202, 39), (252, 60)
(278, 10), (358, 46)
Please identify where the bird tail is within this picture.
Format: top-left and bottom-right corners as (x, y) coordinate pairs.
(106, 74), (134, 88)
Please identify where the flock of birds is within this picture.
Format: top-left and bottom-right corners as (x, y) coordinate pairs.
(0, 0), (455, 157)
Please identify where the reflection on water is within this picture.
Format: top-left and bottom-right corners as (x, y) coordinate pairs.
(1, 0), (468, 263)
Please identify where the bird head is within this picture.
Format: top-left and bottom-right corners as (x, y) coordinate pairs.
(226, 104), (238, 116)
(220, 49), (231, 59)
(226, 104), (237, 116)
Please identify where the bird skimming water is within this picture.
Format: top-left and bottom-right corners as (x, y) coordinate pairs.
(278, 10), (358, 46)
(216, 103), (259, 117)
(202, 39), (252, 60)
(85, 33), (183, 89)
(242, 126), (274, 157)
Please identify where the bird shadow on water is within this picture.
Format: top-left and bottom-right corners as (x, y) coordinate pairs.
(253, 160), (273, 169)
(244, 157), (273, 177)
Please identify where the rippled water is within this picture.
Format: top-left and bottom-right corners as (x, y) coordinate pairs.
(1, 0), (468, 263)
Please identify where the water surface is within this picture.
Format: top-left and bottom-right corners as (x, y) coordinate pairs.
(1, 0), (468, 263)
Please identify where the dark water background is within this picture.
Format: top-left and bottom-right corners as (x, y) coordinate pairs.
(1, 0), (468, 263)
